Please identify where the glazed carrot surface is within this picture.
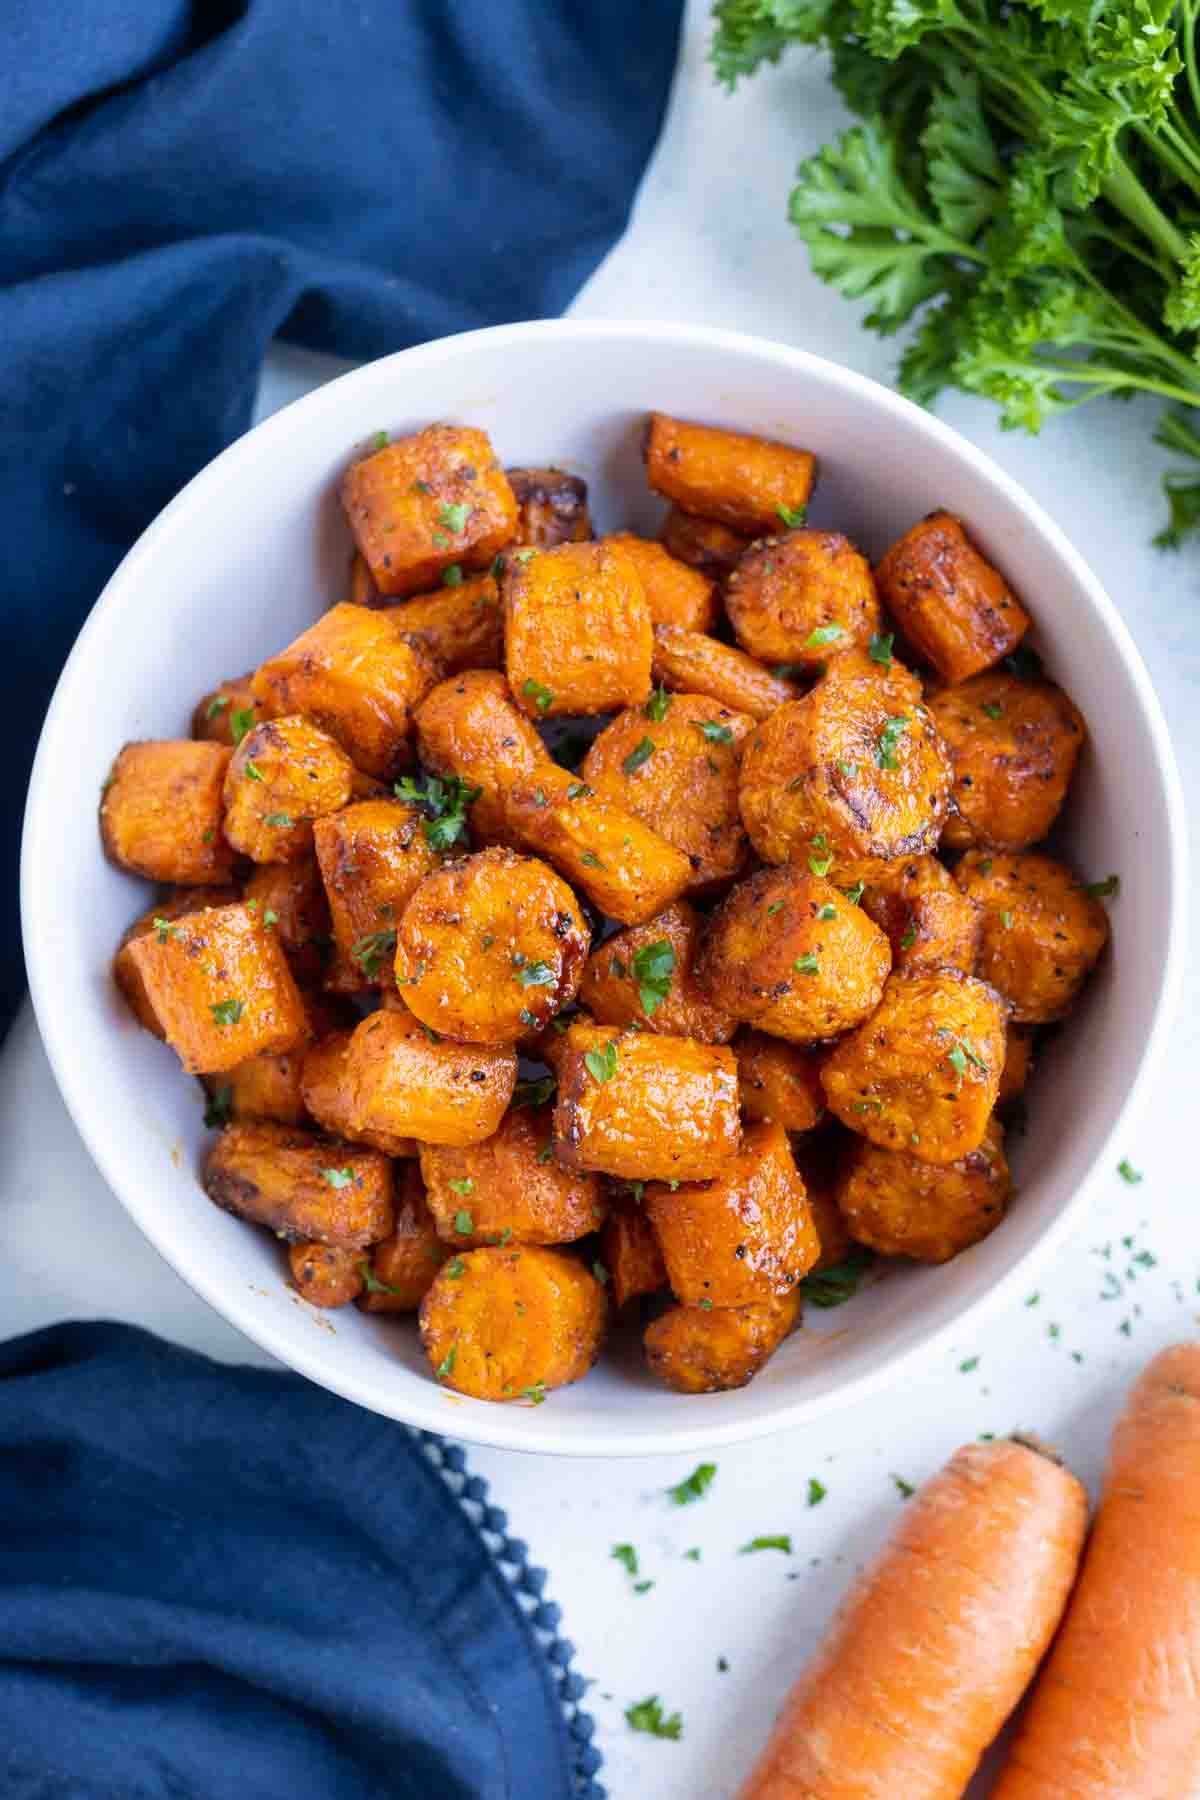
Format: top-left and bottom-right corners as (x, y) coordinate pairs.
(738, 1438), (1086, 1800)
(994, 1342), (1200, 1799)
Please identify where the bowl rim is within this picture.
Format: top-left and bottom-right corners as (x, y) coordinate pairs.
(22, 317), (1189, 1457)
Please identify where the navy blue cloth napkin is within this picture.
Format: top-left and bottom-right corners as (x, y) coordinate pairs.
(2, 0), (683, 1028)
(0, 1322), (602, 1798)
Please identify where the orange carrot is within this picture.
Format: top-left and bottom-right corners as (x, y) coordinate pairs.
(995, 1342), (1200, 1798)
(738, 1438), (1087, 1800)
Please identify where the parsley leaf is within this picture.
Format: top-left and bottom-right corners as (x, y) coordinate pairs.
(808, 833), (833, 878)
(622, 736), (656, 775)
(793, 951), (820, 976)
(612, 1543), (640, 1577)
(667, 1462), (716, 1506)
(359, 1262), (409, 1297)
(206, 695), (230, 718)
(515, 961), (555, 988)
(644, 685), (673, 722)
(584, 1041), (619, 1084)
(868, 632), (893, 669)
(210, 998), (243, 1026)
(203, 1084), (232, 1129)
(875, 714), (909, 771)
(776, 503), (807, 527)
(394, 772), (481, 850)
(229, 707), (256, 745)
(522, 678), (555, 714)
(438, 501), (471, 534)
(1085, 873), (1120, 899)
(694, 719), (734, 744)
(442, 564), (464, 586)
(512, 1074), (556, 1109)
(739, 1535), (792, 1555)
(798, 1246), (872, 1309)
(1118, 1158), (1143, 1185)
(435, 1345), (457, 1381)
(803, 623), (844, 648)
(631, 939), (675, 1016)
(625, 1696), (682, 1741)
(263, 812), (294, 829)
(807, 1477), (827, 1507)
(453, 1207), (473, 1234)
(321, 1167), (355, 1189)
(448, 1178), (475, 1198)
(351, 928), (397, 979)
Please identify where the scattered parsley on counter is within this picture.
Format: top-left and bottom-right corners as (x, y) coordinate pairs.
(959, 1355), (980, 1373)
(683, 1547), (702, 1562)
(667, 1462), (717, 1506)
(717, 1656), (730, 1674)
(892, 1474), (916, 1499)
(612, 1543), (640, 1578)
(740, 1535), (792, 1555)
(1085, 874), (1120, 899)
(625, 1696), (682, 1741)
(807, 1478), (827, 1507)
(1118, 1159), (1144, 1185)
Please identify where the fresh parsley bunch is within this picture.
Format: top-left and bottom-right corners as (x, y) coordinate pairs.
(712, 0), (1200, 546)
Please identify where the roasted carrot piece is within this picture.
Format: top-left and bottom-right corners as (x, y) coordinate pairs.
(651, 623), (800, 722)
(738, 1438), (1087, 1800)
(505, 466), (592, 547)
(994, 1343), (1200, 1799)
(644, 413), (816, 535)
(875, 511), (1031, 684)
(381, 574), (503, 674)
(658, 505), (752, 577)
(603, 533), (718, 632)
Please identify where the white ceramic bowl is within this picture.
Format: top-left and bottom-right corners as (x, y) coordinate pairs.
(22, 321), (1187, 1456)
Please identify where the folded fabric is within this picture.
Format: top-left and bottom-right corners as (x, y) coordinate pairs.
(0, 1321), (602, 1798)
(0, 0), (684, 1029)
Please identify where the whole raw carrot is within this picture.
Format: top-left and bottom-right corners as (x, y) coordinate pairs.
(995, 1342), (1200, 1798)
(738, 1438), (1087, 1800)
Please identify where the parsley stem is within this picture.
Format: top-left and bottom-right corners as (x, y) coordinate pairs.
(1101, 149), (1191, 266)
(1142, 118), (1200, 197)
(1182, 0), (1200, 143)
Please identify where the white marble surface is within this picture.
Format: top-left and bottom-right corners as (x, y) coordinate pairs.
(5, 1), (1200, 1793)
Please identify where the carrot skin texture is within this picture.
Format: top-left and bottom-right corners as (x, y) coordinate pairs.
(738, 1438), (1086, 1800)
(995, 1343), (1200, 1799)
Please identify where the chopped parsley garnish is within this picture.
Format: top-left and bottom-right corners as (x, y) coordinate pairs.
(842, 880), (865, 904)
(206, 695), (230, 718)
(244, 760), (266, 783)
(370, 430), (389, 451)
(767, 900), (785, 917)
(513, 1074), (556, 1109)
(959, 1355), (980, 1373)
(536, 1141), (555, 1164)
(515, 961), (555, 988)
(1085, 873), (1120, 899)
(580, 850), (605, 869)
(717, 1656), (729, 1673)
(442, 564), (464, 586)
(394, 772), (481, 850)
(694, 719), (734, 744)
(229, 707), (256, 745)
(622, 736), (656, 775)
(807, 1478), (827, 1507)
(448, 1178), (475, 1199)
(321, 1167), (354, 1189)
(152, 916), (181, 944)
(631, 939), (675, 1016)
(739, 1535), (792, 1555)
(625, 1696), (682, 1741)
(808, 833), (833, 878)
(798, 1247), (872, 1308)
(1118, 1159), (1144, 1185)
(585, 1041), (619, 1084)
(981, 701), (1005, 719)
(793, 952), (820, 975)
(612, 1543), (641, 1577)
(351, 929), (397, 978)
(875, 714), (910, 771)
(947, 1045), (968, 1078)
(893, 1474), (916, 1499)
(1000, 910), (1013, 929)
(263, 812), (294, 829)
(684, 1548), (702, 1562)
(644, 685), (673, 722)
(899, 920), (917, 950)
(566, 781), (592, 800)
(776, 503), (807, 527)
(435, 1345), (457, 1380)
(667, 1462), (716, 1506)
(513, 548), (537, 565)
(868, 632), (894, 669)
(453, 1207), (474, 1234)
(438, 501), (471, 534)
(522, 678), (555, 713)
(203, 1085), (232, 1129)
(816, 903), (837, 920)
(520, 1382), (547, 1406)
(210, 998), (243, 1026)
(803, 623), (844, 648)
(359, 1262), (408, 1297)
(1004, 646), (1044, 682)
(593, 1259), (609, 1285)
(978, 858), (993, 875)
